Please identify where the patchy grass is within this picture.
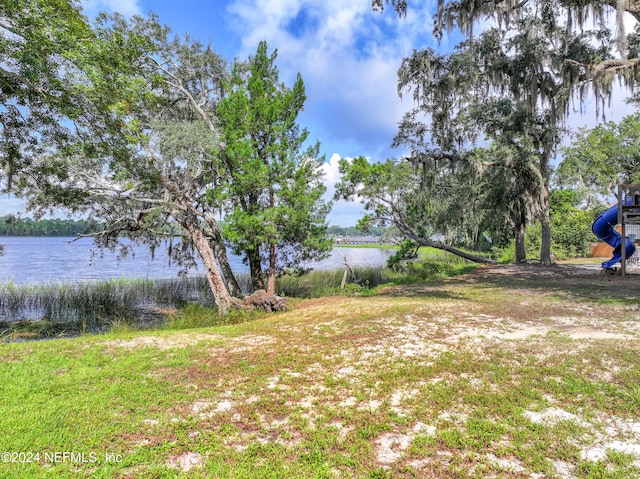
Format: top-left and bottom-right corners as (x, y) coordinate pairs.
(1, 264), (639, 478)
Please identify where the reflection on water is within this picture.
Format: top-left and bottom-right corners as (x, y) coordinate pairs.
(0, 237), (395, 284)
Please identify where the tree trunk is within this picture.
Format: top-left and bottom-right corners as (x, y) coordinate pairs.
(266, 241), (276, 294)
(539, 176), (552, 266)
(537, 146), (553, 266)
(246, 246), (265, 292)
(539, 193), (552, 265)
(204, 213), (242, 297)
(184, 221), (234, 314)
(266, 183), (276, 294)
(402, 230), (497, 264)
(515, 221), (526, 263)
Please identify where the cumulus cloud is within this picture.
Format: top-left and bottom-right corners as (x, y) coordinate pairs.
(225, 0), (435, 160)
(320, 153), (344, 188)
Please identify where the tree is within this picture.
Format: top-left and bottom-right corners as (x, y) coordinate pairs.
(20, 14), (245, 312)
(19, 15), (326, 312)
(558, 113), (640, 200)
(549, 189), (597, 259)
(0, 0), (96, 194)
(335, 156), (496, 264)
(375, 0), (640, 266)
(470, 144), (544, 262)
(216, 42), (332, 294)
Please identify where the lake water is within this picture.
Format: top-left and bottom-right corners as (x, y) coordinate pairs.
(0, 237), (395, 284)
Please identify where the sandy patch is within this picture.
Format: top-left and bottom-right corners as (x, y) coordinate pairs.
(103, 332), (223, 350)
(190, 399), (234, 419)
(375, 422), (436, 465)
(486, 453), (526, 473)
(167, 451), (203, 472)
(524, 407), (640, 469)
(523, 407), (588, 427)
(228, 334), (277, 353)
(581, 441), (640, 461)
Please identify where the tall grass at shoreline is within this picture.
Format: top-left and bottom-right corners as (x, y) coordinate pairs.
(0, 254), (475, 339)
(0, 276), (222, 339)
(0, 276), (213, 321)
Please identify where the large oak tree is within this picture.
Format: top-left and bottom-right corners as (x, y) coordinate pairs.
(372, 0), (640, 264)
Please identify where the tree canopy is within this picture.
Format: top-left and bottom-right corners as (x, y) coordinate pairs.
(369, 0), (640, 264)
(558, 113), (640, 199)
(217, 42), (331, 294)
(0, 0), (96, 193)
(6, 9), (329, 313)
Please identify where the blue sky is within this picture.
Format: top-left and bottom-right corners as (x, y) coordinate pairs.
(73, 0), (446, 225)
(0, 0), (635, 224)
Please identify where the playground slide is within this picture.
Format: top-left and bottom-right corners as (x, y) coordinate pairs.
(592, 202), (636, 269)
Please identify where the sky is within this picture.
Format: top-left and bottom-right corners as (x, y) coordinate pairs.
(1, 0), (636, 224)
(79, 0), (450, 226)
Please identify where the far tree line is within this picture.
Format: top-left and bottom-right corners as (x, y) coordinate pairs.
(0, 218), (389, 239)
(0, 217), (98, 237)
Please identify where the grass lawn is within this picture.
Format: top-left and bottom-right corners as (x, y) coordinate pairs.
(1, 263), (639, 478)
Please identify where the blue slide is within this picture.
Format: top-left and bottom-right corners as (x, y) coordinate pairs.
(592, 202), (636, 269)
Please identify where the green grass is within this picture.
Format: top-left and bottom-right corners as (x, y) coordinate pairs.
(0, 264), (639, 477)
(276, 258), (476, 298)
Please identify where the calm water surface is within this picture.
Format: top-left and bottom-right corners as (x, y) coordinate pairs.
(0, 237), (394, 284)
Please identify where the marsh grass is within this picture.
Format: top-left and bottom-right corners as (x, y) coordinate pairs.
(0, 256), (474, 340)
(0, 276), (219, 338)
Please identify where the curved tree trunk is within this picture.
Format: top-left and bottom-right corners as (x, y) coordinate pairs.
(183, 221), (235, 314)
(402, 230), (497, 264)
(212, 237), (243, 297)
(204, 213), (243, 297)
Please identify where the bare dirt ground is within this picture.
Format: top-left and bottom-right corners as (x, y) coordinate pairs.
(102, 263), (640, 478)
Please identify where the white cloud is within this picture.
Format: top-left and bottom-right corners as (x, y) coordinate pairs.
(320, 154), (368, 226)
(225, 0), (434, 159)
(320, 153), (344, 188)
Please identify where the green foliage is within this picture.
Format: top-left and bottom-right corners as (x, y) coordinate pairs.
(216, 41), (331, 289)
(335, 156), (434, 240)
(558, 113), (640, 199)
(0, 0), (96, 193)
(275, 255), (475, 299)
(548, 189), (599, 259)
(336, 156), (496, 264)
(499, 189), (600, 261)
(386, 239), (420, 271)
